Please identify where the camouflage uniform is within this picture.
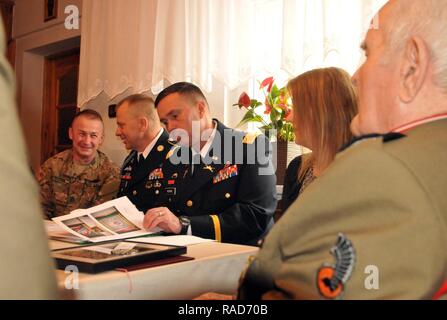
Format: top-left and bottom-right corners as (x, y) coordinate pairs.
(36, 149), (120, 218)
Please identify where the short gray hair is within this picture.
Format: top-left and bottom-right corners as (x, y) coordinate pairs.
(383, 0), (447, 91)
(117, 94), (159, 124)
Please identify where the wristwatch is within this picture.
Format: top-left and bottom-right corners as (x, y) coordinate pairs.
(179, 216), (191, 235)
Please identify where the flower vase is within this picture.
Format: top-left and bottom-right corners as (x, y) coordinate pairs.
(274, 140), (302, 186)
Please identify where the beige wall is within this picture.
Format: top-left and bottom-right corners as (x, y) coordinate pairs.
(13, 0), (82, 171)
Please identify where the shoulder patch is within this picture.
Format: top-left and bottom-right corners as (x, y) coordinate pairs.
(243, 132), (261, 145)
(317, 233), (356, 300)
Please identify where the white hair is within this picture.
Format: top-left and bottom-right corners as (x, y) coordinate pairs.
(384, 0), (447, 91)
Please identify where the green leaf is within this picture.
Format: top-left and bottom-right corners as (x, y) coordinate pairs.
(270, 84), (280, 98)
(237, 108), (267, 127)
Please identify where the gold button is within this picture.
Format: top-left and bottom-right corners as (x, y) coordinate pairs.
(157, 145), (165, 152)
(155, 190), (160, 195)
(186, 200), (193, 207)
(225, 193), (231, 199)
(133, 190), (137, 196)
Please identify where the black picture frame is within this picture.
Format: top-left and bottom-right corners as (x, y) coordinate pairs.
(52, 241), (187, 273)
(44, 0), (58, 22)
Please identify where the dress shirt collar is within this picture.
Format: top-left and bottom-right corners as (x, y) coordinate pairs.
(138, 128), (164, 160)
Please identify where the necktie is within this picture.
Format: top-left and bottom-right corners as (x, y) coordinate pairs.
(135, 153), (144, 170)
(191, 153), (201, 177)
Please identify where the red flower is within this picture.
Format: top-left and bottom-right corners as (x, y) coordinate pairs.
(264, 98), (272, 115)
(260, 77), (274, 93)
(238, 92), (251, 109)
(278, 93), (288, 111)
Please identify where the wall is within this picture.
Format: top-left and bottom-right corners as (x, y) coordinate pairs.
(13, 0), (82, 171)
(14, 0), (249, 170)
(83, 78), (248, 168)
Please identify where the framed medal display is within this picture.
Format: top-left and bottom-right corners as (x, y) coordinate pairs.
(52, 241), (187, 273)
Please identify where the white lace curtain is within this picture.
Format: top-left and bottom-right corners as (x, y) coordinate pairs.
(78, 0), (387, 108)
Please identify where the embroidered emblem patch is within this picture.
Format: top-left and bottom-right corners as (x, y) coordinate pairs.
(213, 165), (238, 184)
(317, 233), (356, 300)
(148, 168), (164, 181)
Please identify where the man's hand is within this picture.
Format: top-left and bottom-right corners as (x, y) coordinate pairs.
(143, 207), (182, 234)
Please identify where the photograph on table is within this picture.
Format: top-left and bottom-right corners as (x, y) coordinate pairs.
(91, 206), (140, 234)
(62, 216), (113, 238)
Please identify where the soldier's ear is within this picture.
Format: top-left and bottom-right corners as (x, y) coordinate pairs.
(68, 127), (74, 141)
(139, 116), (149, 132)
(99, 132), (105, 146)
(197, 100), (206, 119)
(399, 36), (429, 103)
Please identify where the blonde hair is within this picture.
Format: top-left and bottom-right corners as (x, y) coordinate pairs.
(287, 67), (358, 180)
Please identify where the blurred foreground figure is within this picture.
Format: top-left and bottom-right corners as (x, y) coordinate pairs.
(0, 22), (58, 298)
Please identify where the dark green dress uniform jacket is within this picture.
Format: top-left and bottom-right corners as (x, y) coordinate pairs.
(238, 119), (447, 300)
(156, 120), (277, 246)
(117, 129), (175, 213)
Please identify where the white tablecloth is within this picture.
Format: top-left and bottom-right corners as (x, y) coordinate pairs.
(51, 241), (258, 300)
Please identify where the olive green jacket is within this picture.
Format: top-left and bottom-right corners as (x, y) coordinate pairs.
(239, 119), (447, 300)
(0, 22), (58, 298)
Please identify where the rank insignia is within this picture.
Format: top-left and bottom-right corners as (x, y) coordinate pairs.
(317, 233), (356, 300)
(213, 165), (238, 184)
(203, 165), (215, 173)
(148, 168), (164, 181)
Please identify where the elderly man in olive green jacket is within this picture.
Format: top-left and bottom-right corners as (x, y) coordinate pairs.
(0, 22), (58, 298)
(236, 0), (447, 300)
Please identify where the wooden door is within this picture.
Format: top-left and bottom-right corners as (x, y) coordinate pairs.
(0, 0), (15, 68)
(41, 50), (80, 163)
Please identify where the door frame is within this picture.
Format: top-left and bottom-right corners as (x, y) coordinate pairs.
(41, 48), (80, 163)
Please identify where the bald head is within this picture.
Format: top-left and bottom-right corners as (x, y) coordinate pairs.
(351, 0), (447, 136)
(382, 0), (447, 91)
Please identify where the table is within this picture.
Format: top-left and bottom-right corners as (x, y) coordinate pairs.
(51, 240), (258, 300)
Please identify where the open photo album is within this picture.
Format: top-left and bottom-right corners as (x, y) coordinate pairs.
(51, 197), (159, 243)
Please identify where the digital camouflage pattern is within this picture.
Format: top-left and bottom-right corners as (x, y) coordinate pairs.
(37, 149), (120, 218)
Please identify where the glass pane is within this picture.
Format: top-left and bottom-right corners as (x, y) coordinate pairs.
(58, 106), (77, 146)
(58, 68), (78, 105)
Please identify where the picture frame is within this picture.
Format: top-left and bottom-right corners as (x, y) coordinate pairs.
(44, 0), (58, 22)
(52, 241), (187, 273)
